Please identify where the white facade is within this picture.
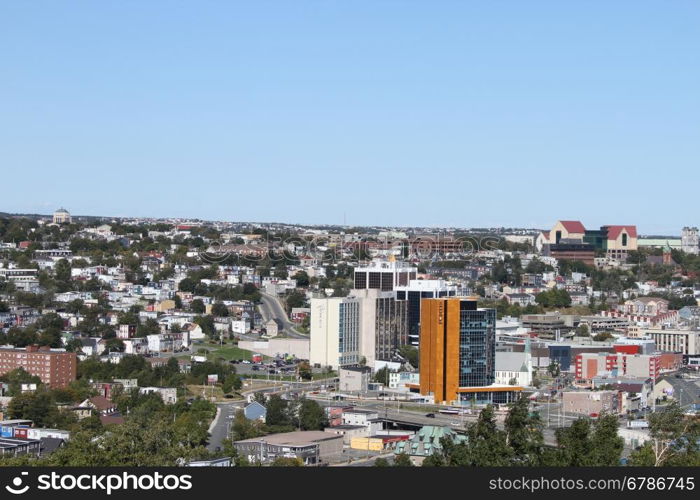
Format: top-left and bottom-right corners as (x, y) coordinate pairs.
(682, 227), (699, 255)
(231, 319), (250, 334)
(123, 337), (148, 354)
(342, 409), (379, 428)
(643, 328), (699, 355)
(139, 387), (177, 404)
(495, 351), (533, 386)
(388, 371), (420, 390)
(310, 297), (360, 369)
(146, 331), (190, 353)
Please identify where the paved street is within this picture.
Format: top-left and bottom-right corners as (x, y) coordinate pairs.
(258, 292), (309, 339)
(660, 375), (700, 408)
(207, 402), (244, 452)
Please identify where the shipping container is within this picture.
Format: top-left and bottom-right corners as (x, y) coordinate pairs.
(13, 427), (28, 439)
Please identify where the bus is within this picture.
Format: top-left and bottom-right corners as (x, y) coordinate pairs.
(438, 408), (462, 415)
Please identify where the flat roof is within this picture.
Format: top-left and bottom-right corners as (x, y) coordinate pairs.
(457, 385), (524, 393)
(235, 431), (343, 446)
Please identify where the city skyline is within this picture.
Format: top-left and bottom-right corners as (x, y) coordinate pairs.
(0, 206), (692, 237)
(2, 1), (699, 233)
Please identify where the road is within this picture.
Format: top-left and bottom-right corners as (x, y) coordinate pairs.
(206, 379), (338, 451)
(663, 376), (700, 408)
(206, 401), (244, 452)
(258, 292), (308, 339)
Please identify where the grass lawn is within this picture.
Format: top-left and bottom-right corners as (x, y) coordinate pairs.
(206, 345), (258, 361)
(194, 342), (266, 362)
(185, 384), (244, 402)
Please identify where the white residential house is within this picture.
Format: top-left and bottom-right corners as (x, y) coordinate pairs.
(139, 387), (177, 404)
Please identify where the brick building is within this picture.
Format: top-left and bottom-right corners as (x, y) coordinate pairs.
(0, 345), (77, 388)
(575, 352), (660, 381)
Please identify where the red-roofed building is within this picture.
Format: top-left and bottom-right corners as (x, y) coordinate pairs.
(548, 221), (586, 244)
(543, 221), (638, 262)
(603, 225), (638, 260)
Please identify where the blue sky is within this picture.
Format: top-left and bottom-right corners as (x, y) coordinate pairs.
(2, 1), (698, 234)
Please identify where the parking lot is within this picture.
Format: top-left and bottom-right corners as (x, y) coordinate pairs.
(230, 359), (301, 376)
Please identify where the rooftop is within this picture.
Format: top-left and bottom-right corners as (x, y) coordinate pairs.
(235, 430), (342, 446)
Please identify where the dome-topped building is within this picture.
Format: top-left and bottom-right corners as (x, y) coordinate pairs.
(53, 207), (72, 224)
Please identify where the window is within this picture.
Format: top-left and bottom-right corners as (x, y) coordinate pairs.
(622, 234), (628, 246)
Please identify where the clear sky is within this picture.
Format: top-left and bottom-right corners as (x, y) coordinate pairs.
(2, 1), (698, 234)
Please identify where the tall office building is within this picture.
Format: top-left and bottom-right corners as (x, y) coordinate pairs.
(310, 297), (361, 369)
(419, 297), (521, 404)
(351, 289), (409, 367)
(395, 279), (461, 347)
(353, 257), (417, 291)
(682, 227), (699, 255)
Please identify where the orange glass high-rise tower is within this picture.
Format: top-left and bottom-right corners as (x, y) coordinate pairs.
(419, 297), (504, 404)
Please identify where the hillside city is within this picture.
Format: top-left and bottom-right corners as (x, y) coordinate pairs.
(0, 208), (698, 467)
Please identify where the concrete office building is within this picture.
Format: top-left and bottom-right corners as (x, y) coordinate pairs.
(310, 297), (361, 369)
(643, 328), (699, 356)
(233, 431), (344, 465)
(338, 366), (371, 393)
(351, 288), (409, 367)
(682, 227), (699, 255)
(353, 257), (417, 292)
(562, 390), (621, 416)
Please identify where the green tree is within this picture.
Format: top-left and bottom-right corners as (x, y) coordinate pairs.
(0, 368), (43, 397)
(230, 409), (265, 441)
(467, 405), (513, 466)
(296, 398), (328, 431)
(593, 332), (614, 342)
(265, 394), (290, 427)
(211, 302), (229, 317)
(576, 324), (590, 337)
(297, 361), (312, 381)
(190, 299), (206, 314)
(292, 271), (310, 287)
(136, 318), (161, 337)
(104, 338), (125, 352)
(589, 414), (624, 466)
(398, 345), (419, 368)
(551, 414), (623, 466)
(393, 453), (413, 467)
(547, 361), (561, 378)
(504, 397), (544, 465)
(270, 457), (303, 466)
(628, 402), (700, 466)
(222, 374), (242, 394)
(285, 290), (306, 314)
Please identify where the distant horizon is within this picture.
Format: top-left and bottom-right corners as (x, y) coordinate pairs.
(3, 2), (698, 236)
(0, 207), (686, 237)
